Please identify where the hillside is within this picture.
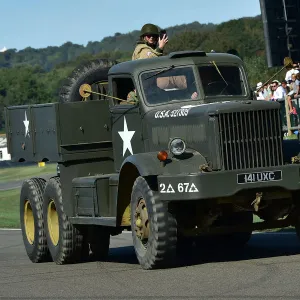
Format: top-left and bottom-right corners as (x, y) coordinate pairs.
(0, 21), (216, 71)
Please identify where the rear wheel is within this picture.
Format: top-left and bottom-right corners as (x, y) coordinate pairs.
(20, 178), (51, 263)
(43, 177), (84, 264)
(131, 176), (177, 270)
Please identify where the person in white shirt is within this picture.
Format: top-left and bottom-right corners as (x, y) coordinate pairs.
(286, 74), (300, 113)
(270, 80), (286, 101)
(285, 64), (299, 83)
(256, 82), (266, 100)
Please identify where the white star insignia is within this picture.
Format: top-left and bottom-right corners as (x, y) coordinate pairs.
(23, 111), (30, 137)
(118, 117), (135, 156)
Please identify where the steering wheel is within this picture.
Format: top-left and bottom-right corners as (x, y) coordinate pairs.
(205, 81), (238, 95)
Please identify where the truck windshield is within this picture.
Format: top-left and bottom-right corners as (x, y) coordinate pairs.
(141, 66), (197, 105)
(198, 65), (246, 97)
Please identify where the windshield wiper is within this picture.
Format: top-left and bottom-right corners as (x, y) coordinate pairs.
(144, 65), (175, 80)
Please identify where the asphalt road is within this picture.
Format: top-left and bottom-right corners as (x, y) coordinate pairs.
(1, 230), (300, 300)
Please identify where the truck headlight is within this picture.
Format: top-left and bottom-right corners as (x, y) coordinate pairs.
(169, 138), (186, 156)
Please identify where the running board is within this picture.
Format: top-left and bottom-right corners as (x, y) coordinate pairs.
(69, 216), (116, 227)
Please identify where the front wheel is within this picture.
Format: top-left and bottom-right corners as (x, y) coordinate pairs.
(130, 176), (177, 270)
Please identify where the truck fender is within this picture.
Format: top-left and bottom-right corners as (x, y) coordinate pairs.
(115, 151), (207, 226)
(120, 151), (208, 176)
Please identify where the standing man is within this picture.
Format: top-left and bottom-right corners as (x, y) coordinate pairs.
(132, 23), (168, 60)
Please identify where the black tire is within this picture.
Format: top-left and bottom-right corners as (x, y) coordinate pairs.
(20, 177), (51, 263)
(58, 58), (118, 103)
(43, 177), (84, 264)
(89, 227), (110, 261)
(130, 176), (177, 270)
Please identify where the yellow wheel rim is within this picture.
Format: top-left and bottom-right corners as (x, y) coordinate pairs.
(24, 200), (35, 245)
(47, 200), (59, 246)
(134, 198), (149, 248)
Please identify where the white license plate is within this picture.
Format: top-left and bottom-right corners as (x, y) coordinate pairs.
(237, 170), (282, 184)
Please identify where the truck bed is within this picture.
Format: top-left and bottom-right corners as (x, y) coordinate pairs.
(5, 100), (113, 163)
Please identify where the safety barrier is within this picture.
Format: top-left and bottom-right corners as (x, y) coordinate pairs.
(278, 96), (300, 136)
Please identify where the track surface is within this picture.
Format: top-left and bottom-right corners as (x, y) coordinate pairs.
(1, 230), (300, 299)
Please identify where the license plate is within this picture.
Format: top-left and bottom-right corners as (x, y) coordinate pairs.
(237, 170), (282, 184)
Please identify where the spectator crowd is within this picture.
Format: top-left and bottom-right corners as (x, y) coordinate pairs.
(255, 63), (300, 116)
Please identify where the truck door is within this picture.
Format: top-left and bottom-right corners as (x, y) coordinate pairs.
(109, 76), (144, 171)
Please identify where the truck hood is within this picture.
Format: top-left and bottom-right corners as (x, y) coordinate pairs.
(147, 99), (280, 120)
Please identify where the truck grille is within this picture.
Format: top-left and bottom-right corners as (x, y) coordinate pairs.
(218, 109), (283, 170)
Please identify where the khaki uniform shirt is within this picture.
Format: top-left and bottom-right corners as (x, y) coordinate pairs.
(132, 43), (163, 60)
(127, 42), (163, 103)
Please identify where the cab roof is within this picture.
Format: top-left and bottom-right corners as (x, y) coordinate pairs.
(108, 51), (244, 76)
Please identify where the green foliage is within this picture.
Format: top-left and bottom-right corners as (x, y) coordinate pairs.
(243, 56), (284, 88)
(165, 31), (210, 54)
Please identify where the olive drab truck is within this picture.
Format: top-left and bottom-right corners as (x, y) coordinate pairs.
(5, 51), (300, 270)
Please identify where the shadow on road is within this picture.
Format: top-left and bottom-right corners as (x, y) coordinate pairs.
(95, 232), (300, 268)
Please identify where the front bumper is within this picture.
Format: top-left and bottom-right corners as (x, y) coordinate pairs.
(157, 165), (300, 201)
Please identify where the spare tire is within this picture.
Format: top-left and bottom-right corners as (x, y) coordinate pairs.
(58, 58), (118, 103)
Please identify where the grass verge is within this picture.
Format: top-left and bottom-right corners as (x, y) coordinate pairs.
(253, 214), (295, 233)
(0, 163), (56, 183)
(0, 188), (20, 228)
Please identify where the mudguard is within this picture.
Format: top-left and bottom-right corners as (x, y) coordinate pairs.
(120, 151), (208, 176)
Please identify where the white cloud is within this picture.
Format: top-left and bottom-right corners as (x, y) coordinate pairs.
(0, 47), (7, 52)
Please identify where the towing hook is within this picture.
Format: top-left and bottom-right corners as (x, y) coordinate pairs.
(199, 164), (212, 172)
(251, 192), (263, 212)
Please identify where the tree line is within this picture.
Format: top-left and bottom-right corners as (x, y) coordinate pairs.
(0, 15), (284, 130)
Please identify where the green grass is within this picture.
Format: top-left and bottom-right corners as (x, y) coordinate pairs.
(283, 134), (298, 140)
(0, 163), (56, 183)
(0, 163), (56, 228)
(253, 214), (295, 233)
(0, 188), (20, 228)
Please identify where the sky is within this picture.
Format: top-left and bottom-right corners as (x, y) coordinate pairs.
(0, 0), (262, 51)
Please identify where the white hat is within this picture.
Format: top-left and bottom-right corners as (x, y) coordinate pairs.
(256, 82), (263, 89)
(272, 80), (281, 85)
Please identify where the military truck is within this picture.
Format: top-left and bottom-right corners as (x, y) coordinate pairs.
(5, 51), (300, 270)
